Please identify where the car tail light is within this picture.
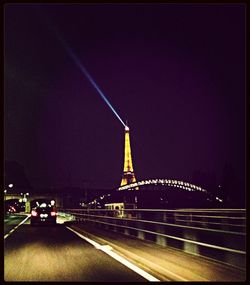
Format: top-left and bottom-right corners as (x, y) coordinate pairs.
(50, 211), (57, 216)
(31, 210), (38, 216)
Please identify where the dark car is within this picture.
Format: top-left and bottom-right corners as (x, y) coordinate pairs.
(5, 205), (17, 215)
(30, 202), (57, 225)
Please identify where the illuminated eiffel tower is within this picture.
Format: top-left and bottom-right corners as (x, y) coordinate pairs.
(120, 122), (137, 189)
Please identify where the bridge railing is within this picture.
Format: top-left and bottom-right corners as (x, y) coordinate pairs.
(58, 208), (246, 269)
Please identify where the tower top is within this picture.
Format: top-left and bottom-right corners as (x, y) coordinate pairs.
(125, 119), (129, 131)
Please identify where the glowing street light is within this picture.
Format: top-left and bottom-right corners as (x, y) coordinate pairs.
(4, 183), (14, 196)
(21, 193), (29, 203)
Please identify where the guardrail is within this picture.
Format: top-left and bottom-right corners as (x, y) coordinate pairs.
(59, 208), (246, 269)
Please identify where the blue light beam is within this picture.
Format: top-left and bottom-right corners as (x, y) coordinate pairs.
(55, 33), (126, 128)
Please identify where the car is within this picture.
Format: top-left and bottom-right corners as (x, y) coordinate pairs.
(5, 205), (17, 214)
(30, 202), (57, 225)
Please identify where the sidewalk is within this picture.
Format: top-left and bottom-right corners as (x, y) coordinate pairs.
(69, 222), (246, 282)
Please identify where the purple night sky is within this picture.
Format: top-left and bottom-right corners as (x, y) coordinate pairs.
(4, 4), (245, 196)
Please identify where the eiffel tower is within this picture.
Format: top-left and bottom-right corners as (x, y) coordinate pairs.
(120, 122), (137, 188)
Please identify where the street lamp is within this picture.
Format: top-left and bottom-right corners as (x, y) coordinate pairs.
(22, 193), (29, 203)
(4, 190), (7, 215)
(4, 184), (13, 209)
(4, 185), (13, 214)
(4, 183), (14, 195)
(4, 189), (7, 205)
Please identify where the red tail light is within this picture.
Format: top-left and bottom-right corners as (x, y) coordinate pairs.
(31, 210), (37, 216)
(51, 211), (57, 216)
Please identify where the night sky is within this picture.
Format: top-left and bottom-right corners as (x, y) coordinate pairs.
(4, 4), (245, 194)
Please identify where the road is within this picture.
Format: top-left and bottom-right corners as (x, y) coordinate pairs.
(69, 223), (246, 282)
(4, 217), (146, 282)
(4, 214), (245, 282)
(4, 214), (27, 236)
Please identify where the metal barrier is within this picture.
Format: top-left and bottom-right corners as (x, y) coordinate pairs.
(59, 208), (246, 269)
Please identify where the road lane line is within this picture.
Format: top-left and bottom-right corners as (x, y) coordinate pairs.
(4, 215), (30, 240)
(66, 226), (160, 282)
(70, 226), (189, 281)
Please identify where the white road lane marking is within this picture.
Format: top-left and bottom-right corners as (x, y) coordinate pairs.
(4, 215), (30, 240)
(66, 226), (160, 282)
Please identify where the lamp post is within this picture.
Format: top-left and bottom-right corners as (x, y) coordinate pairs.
(22, 192), (29, 203)
(4, 189), (7, 203)
(4, 184), (14, 215)
(4, 190), (7, 216)
(19, 192), (29, 212)
(23, 193), (29, 212)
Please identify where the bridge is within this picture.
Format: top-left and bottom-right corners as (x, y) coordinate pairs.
(118, 178), (208, 191)
(118, 178), (223, 201)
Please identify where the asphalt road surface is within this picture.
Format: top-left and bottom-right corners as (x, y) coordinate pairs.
(4, 218), (146, 282)
(4, 214), (27, 236)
